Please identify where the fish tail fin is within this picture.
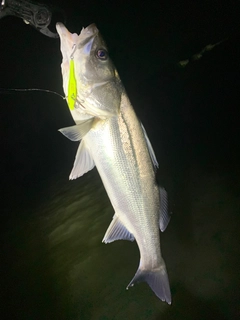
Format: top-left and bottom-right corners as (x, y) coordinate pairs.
(126, 258), (171, 304)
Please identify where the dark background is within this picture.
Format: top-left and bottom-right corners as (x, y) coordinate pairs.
(0, 1), (240, 319)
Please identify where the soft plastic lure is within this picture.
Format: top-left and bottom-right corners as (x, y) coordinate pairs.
(67, 59), (77, 110)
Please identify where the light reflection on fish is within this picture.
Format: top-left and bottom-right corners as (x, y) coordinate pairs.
(56, 22), (171, 303)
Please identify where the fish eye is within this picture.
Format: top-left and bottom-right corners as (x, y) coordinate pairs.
(96, 48), (108, 60)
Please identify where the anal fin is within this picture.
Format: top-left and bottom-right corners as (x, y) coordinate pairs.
(102, 214), (135, 243)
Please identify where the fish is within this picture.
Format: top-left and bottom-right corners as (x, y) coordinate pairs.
(56, 22), (171, 304)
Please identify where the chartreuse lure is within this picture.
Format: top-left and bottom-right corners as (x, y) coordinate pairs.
(67, 58), (77, 110)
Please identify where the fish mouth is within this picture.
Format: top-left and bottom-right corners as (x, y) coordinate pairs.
(81, 23), (99, 37)
(55, 22), (64, 34)
(77, 24), (98, 51)
(56, 22), (98, 42)
(56, 22), (70, 37)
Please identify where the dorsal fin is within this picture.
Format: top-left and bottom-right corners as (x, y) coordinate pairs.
(141, 123), (158, 169)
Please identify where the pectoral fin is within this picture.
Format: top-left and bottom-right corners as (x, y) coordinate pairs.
(102, 214), (135, 243)
(58, 118), (94, 141)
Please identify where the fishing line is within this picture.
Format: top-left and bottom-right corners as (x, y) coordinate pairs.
(0, 88), (66, 100)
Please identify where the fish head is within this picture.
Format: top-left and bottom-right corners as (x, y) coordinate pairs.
(57, 23), (123, 120)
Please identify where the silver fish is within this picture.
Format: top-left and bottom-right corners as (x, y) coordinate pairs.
(56, 22), (171, 303)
